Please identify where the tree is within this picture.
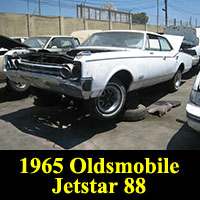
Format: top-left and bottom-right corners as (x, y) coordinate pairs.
(132, 12), (149, 24)
(102, 2), (117, 10)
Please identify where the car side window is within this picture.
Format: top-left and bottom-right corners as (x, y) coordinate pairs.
(159, 37), (172, 51)
(146, 34), (161, 51)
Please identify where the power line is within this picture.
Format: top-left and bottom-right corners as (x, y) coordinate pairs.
(13, 0), (200, 27)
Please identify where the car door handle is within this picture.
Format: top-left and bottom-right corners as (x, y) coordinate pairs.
(150, 52), (154, 55)
(162, 56), (166, 60)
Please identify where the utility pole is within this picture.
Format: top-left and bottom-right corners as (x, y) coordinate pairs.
(59, 0), (61, 16)
(157, 0), (159, 32)
(27, 0), (29, 14)
(189, 16), (192, 27)
(38, 0), (41, 15)
(165, 0), (168, 27)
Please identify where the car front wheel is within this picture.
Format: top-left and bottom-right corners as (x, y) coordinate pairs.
(7, 79), (30, 93)
(87, 79), (126, 120)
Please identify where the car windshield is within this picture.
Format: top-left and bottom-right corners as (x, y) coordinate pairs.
(80, 32), (144, 49)
(47, 37), (75, 49)
(24, 37), (50, 48)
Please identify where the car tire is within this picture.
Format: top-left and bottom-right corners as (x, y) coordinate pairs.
(7, 79), (30, 93)
(86, 78), (126, 120)
(168, 69), (182, 92)
(123, 104), (147, 121)
(33, 88), (61, 107)
(125, 91), (139, 110)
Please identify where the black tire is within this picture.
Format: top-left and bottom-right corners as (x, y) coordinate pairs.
(33, 88), (61, 107)
(7, 79), (30, 93)
(123, 104), (147, 121)
(86, 79), (126, 120)
(168, 70), (182, 92)
(125, 91), (139, 110)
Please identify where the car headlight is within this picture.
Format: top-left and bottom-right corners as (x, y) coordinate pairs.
(59, 62), (82, 81)
(71, 61), (81, 81)
(60, 64), (72, 79)
(190, 89), (200, 106)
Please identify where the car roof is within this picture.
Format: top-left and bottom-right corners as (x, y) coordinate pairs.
(29, 35), (75, 38)
(98, 30), (161, 36)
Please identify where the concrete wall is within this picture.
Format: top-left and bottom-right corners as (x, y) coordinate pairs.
(0, 13), (29, 37)
(0, 12), (164, 37)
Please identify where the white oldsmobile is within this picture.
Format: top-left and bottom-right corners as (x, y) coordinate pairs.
(4, 31), (193, 120)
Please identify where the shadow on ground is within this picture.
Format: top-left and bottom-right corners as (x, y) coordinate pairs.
(0, 103), (118, 149)
(139, 66), (199, 107)
(0, 66), (199, 149)
(167, 120), (200, 150)
(0, 84), (30, 103)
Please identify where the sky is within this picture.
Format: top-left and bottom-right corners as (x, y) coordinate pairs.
(0, 0), (200, 26)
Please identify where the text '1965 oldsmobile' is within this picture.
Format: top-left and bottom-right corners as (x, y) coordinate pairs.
(3, 30), (192, 120)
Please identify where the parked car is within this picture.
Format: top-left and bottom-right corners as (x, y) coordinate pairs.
(23, 36), (80, 51)
(70, 30), (102, 43)
(11, 37), (28, 43)
(165, 26), (200, 66)
(4, 30), (193, 120)
(0, 48), (8, 82)
(0, 34), (30, 91)
(186, 71), (200, 132)
(0, 35), (80, 92)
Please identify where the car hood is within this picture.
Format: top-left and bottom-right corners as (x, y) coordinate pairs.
(67, 46), (127, 57)
(0, 34), (29, 50)
(164, 34), (184, 52)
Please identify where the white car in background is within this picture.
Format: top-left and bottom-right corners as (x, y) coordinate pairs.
(0, 35), (80, 92)
(23, 35), (80, 51)
(70, 30), (102, 43)
(186, 71), (200, 132)
(11, 37), (28, 43)
(0, 35), (29, 91)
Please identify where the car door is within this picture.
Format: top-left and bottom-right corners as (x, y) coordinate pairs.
(158, 36), (177, 78)
(145, 34), (169, 85)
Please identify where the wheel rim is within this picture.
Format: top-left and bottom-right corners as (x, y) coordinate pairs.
(174, 71), (182, 89)
(96, 83), (124, 116)
(14, 82), (27, 89)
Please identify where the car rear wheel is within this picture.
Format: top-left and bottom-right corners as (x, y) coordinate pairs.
(87, 79), (126, 120)
(168, 69), (182, 92)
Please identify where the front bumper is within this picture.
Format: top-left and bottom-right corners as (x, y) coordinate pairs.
(186, 101), (200, 132)
(5, 70), (93, 99)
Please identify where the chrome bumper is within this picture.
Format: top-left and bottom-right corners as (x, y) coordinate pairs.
(5, 70), (93, 99)
(186, 102), (200, 133)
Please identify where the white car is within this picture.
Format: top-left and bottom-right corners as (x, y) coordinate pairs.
(186, 71), (200, 132)
(4, 30), (193, 120)
(0, 35), (80, 92)
(23, 36), (80, 51)
(0, 35), (30, 91)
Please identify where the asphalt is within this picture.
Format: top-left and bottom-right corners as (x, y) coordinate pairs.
(0, 66), (200, 150)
